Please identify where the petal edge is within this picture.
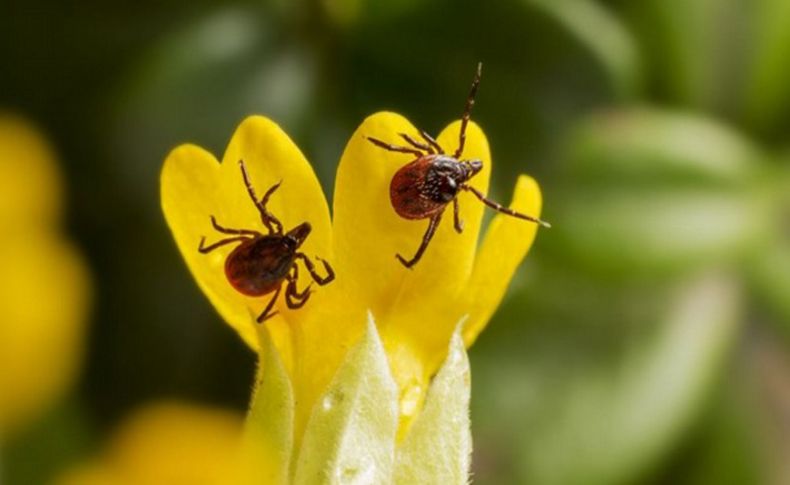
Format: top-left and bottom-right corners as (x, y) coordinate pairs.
(462, 175), (543, 346)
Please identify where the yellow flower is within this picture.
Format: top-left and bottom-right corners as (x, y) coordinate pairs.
(0, 115), (91, 438)
(55, 402), (245, 485)
(161, 112), (543, 481)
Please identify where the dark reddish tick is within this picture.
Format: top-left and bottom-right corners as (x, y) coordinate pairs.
(198, 160), (334, 322)
(367, 63), (550, 269)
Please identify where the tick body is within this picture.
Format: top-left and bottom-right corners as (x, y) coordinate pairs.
(368, 63), (550, 269)
(390, 155), (480, 219)
(198, 161), (334, 322)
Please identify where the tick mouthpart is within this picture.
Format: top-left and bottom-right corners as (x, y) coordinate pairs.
(463, 159), (483, 179)
(287, 222), (312, 247)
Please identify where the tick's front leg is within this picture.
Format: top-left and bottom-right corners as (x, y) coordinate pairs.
(462, 184), (551, 228)
(238, 160), (284, 234)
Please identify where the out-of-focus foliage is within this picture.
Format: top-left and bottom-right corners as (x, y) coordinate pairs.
(552, 108), (766, 277)
(2, 0), (789, 483)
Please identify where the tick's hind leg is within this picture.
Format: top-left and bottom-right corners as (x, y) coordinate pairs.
(397, 213), (442, 269)
(256, 285), (282, 323)
(462, 184), (551, 228)
(366, 137), (425, 158)
(198, 235), (249, 254)
(295, 253), (335, 285)
(238, 159), (284, 234)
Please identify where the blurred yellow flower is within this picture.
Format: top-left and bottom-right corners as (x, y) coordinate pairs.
(56, 402), (245, 485)
(161, 112), (543, 481)
(0, 115), (91, 438)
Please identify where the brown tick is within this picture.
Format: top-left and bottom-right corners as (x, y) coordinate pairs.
(366, 63), (550, 268)
(198, 160), (335, 322)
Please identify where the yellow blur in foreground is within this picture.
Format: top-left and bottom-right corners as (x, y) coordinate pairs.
(161, 113), (544, 482)
(0, 115), (91, 438)
(56, 402), (245, 485)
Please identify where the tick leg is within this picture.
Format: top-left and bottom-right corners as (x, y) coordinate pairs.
(399, 133), (433, 154)
(209, 216), (261, 237)
(239, 159), (264, 213)
(295, 253), (335, 285)
(397, 213), (442, 269)
(288, 264), (312, 299)
(285, 268), (313, 309)
(256, 285), (282, 323)
(198, 236), (249, 254)
(366, 136), (425, 158)
(462, 184), (551, 228)
(238, 159), (284, 235)
(453, 62), (482, 159)
(452, 197), (464, 233)
(420, 130), (444, 154)
(285, 285), (311, 309)
(259, 181), (284, 234)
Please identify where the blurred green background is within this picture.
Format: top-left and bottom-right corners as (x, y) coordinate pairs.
(2, 0), (790, 483)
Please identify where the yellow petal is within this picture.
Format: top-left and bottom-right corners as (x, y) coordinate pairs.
(461, 175), (543, 346)
(332, 112), (490, 323)
(161, 116), (332, 353)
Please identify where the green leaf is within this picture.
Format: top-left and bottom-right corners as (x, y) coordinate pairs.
(475, 271), (742, 485)
(564, 109), (759, 188)
(552, 188), (765, 277)
(550, 108), (766, 277)
(743, 0), (790, 132)
(750, 239), (790, 331)
(627, 0), (739, 111)
(668, 378), (767, 485)
(243, 326), (294, 485)
(597, 273), (741, 482)
(394, 329), (471, 485)
(293, 315), (399, 485)
(525, 0), (641, 98)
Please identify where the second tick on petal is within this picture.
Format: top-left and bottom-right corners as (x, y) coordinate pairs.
(198, 160), (335, 322)
(367, 62), (550, 269)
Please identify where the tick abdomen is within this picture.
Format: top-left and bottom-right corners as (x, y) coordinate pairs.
(389, 155), (446, 219)
(225, 236), (294, 296)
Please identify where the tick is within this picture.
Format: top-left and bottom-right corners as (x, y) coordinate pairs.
(366, 63), (550, 268)
(198, 160), (335, 322)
